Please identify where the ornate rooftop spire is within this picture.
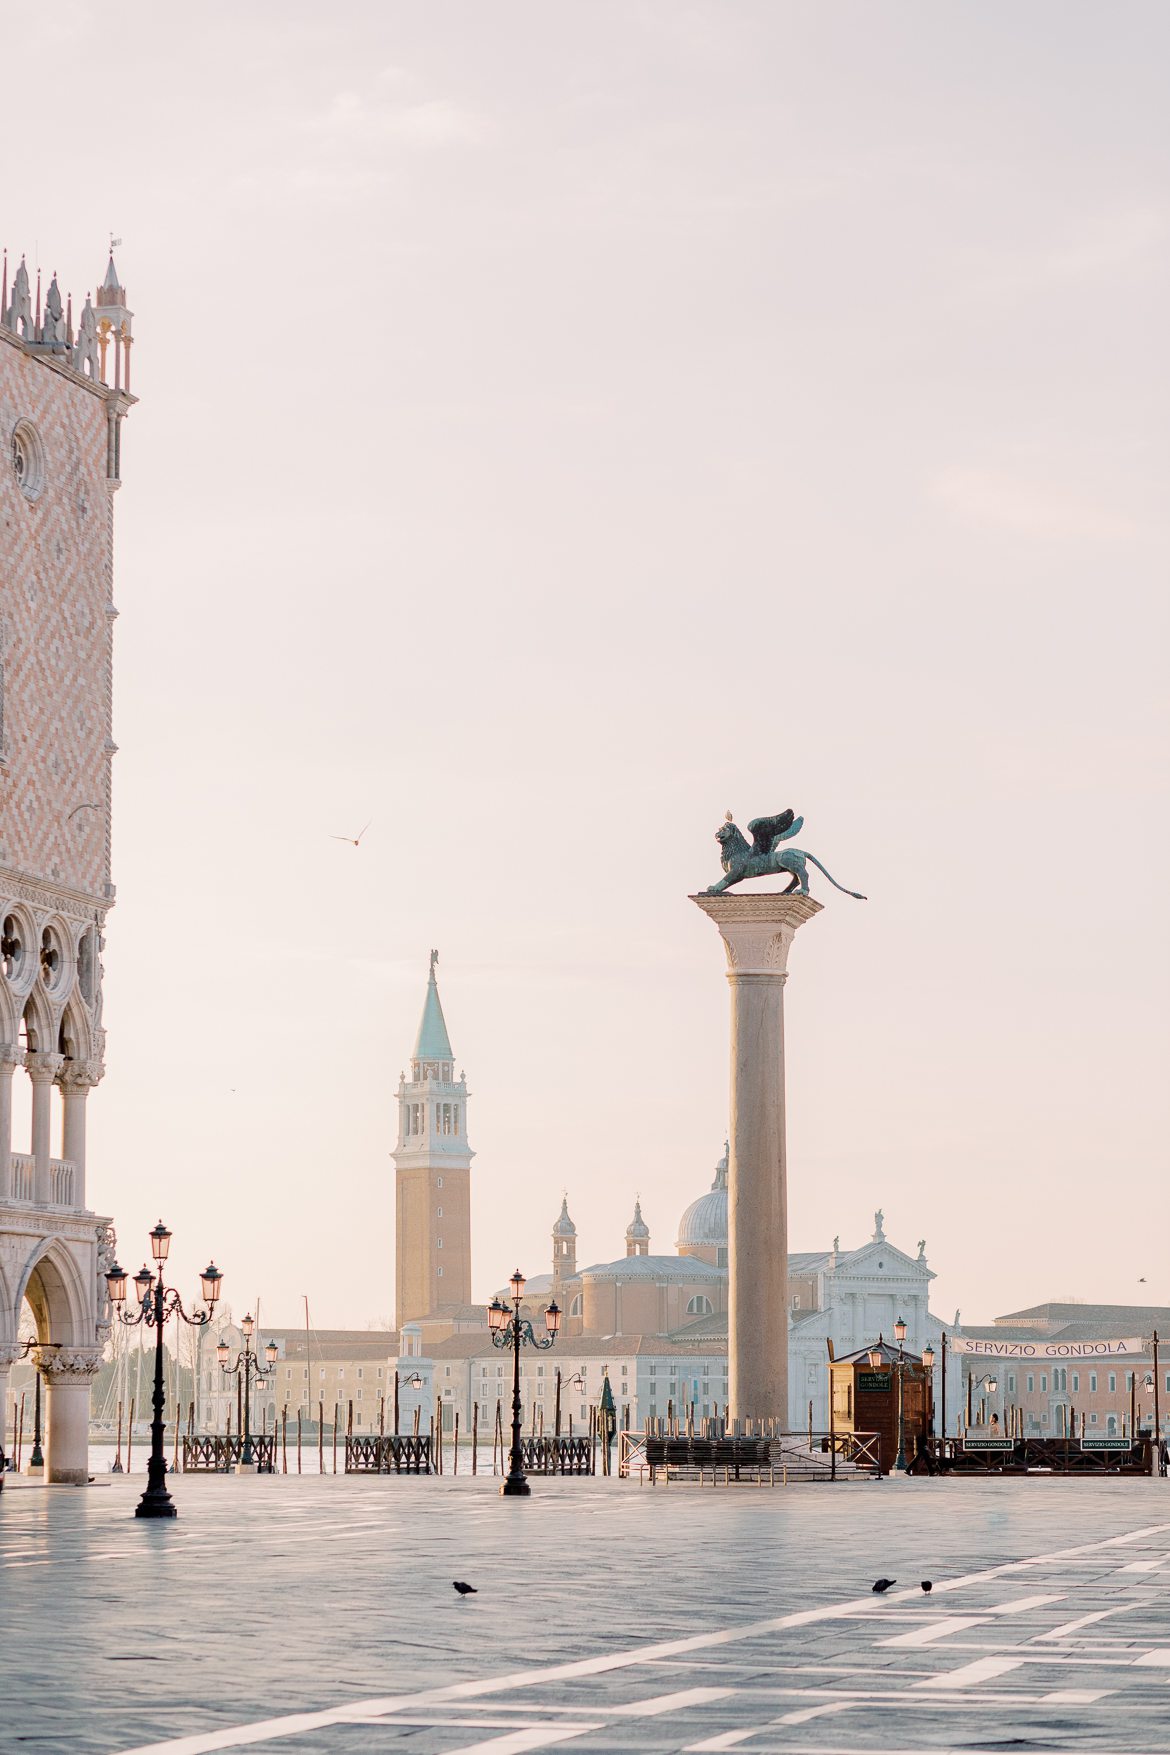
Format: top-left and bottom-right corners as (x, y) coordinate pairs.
(412, 950), (454, 1062)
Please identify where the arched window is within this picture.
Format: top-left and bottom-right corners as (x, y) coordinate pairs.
(686, 1295), (713, 1316)
(569, 1294), (582, 1318)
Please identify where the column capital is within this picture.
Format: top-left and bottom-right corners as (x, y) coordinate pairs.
(690, 892), (822, 976)
(39, 1347), (103, 1384)
(0, 1043), (24, 1070)
(25, 1051), (65, 1084)
(57, 1059), (102, 1091)
(0, 1343), (22, 1370)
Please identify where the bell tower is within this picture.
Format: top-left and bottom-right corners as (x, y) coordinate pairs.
(393, 952), (473, 1331)
(551, 1195), (577, 1305)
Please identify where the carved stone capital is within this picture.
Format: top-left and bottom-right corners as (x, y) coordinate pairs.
(25, 1051), (65, 1084)
(0, 1043), (24, 1072)
(690, 892), (822, 977)
(57, 1059), (102, 1091)
(39, 1347), (104, 1384)
(0, 1344), (22, 1371)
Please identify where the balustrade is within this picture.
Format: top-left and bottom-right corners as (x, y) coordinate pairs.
(4, 1153), (77, 1209)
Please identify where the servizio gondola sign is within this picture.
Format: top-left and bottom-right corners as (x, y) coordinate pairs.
(1080, 1436), (1133, 1452)
(962, 1437), (1015, 1451)
(950, 1335), (1145, 1360)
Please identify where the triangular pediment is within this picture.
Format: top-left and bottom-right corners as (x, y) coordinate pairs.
(833, 1238), (935, 1282)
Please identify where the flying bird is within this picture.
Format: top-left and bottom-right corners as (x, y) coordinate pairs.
(920, 1580), (933, 1594)
(452, 1581), (477, 1597)
(331, 820), (372, 847)
(871, 1578), (897, 1594)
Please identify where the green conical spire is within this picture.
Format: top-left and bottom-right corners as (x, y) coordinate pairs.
(413, 949), (454, 1061)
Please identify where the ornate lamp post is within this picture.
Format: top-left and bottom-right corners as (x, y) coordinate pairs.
(217, 1315), (277, 1472)
(966, 1369), (999, 1429)
(11, 1337), (61, 1474)
(893, 1317), (909, 1471)
(488, 1271), (560, 1497)
(105, 1224), (223, 1519)
(922, 1342), (935, 1442)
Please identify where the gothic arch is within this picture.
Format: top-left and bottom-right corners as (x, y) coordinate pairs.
(0, 976), (17, 1043)
(39, 912), (78, 1011)
(21, 985), (53, 1054)
(56, 993), (94, 1064)
(0, 1256), (14, 1344)
(15, 1238), (91, 1346)
(0, 902), (39, 1001)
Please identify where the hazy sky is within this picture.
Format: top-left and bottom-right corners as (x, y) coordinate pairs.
(6, 1), (1167, 1331)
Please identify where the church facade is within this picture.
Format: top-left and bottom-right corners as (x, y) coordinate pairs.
(0, 247), (134, 1480)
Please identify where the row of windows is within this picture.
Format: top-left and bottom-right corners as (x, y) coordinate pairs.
(1011, 1369), (1154, 1396)
(282, 1366), (385, 1381)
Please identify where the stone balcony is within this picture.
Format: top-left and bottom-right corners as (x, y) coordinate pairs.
(6, 1152), (78, 1210)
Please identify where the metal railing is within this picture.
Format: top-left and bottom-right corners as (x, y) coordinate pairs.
(345, 1434), (433, 1474)
(620, 1429), (882, 1484)
(182, 1434), (277, 1473)
(913, 1434), (1153, 1477)
(518, 1435), (594, 1475)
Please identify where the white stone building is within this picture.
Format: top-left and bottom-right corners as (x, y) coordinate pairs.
(0, 247), (135, 1481)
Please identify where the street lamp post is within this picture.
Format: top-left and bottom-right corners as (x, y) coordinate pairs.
(488, 1271), (560, 1497)
(894, 1317), (909, 1471)
(10, 1338), (60, 1475)
(217, 1315), (277, 1473)
(966, 1370), (999, 1429)
(105, 1223), (223, 1519)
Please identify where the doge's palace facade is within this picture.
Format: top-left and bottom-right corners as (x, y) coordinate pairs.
(0, 249), (134, 1481)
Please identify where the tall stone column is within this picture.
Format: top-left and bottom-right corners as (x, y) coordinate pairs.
(26, 1053), (63, 1206)
(0, 1046), (22, 1202)
(691, 893), (822, 1424)
(41, 1348), (103, 1484)
(58, 1064), (98, 1211)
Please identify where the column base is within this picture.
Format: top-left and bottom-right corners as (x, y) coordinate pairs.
(235, 1461), (257, 1475)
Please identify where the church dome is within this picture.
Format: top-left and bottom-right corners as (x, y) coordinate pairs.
(676, 1145), (728, 1249)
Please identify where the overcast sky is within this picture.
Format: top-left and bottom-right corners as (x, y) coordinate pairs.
(6, 1), (1167, 1332)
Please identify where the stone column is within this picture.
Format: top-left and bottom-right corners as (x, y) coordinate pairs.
(58, 1064), (99, 1211)
(0, 1045), (23, 1202)
(26, 1053), (63, 1206)
(691, 893), (822, 1425)
(0, 1344), (19, 1466)
(40, 1347), (103, 1484)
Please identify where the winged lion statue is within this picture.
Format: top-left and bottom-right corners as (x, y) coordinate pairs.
(704, 809), (867, 899)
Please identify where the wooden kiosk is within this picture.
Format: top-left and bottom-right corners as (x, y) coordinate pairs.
(830, 1332), (933, 1475)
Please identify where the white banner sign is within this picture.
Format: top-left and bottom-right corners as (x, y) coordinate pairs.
(950, 1334), (1146, 1360)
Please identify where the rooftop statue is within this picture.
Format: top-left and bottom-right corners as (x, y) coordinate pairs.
(705, 809), (867, 900)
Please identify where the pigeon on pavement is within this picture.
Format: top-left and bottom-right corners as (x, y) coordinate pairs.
(921, 1580), (933, 1593)
(871, 1578), (897, 1593)
(453, 1581), (477, 1596)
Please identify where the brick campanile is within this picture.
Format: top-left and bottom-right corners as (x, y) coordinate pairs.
(392, 953), (474, 1330)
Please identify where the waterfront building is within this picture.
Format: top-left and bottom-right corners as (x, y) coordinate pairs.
(957, 1301), (1170, 1439)
(0, 247), (135, 1481)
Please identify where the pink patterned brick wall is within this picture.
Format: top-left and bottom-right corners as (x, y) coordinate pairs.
(0, 332), (122, 905)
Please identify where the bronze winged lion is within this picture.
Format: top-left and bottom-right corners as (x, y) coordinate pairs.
(704, 810), (867, 899)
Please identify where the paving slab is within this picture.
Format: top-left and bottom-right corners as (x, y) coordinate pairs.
(2, 1472), (1169, 1753)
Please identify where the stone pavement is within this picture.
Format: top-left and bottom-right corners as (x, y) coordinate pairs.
(2, 1472), (1170, 1753)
